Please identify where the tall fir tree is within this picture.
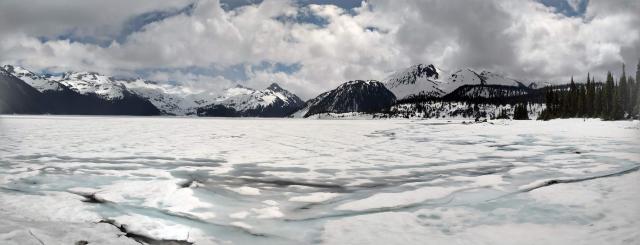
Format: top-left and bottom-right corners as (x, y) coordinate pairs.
(628, 76), (636, 113)
(630, 76), (637, 118)
(569, 76), (577, 117)
(634, 60), (640, 117)
(585, 73), (594, 117)
(603, 72), (614, 119)
(619, 64), (629, 116)
(539, 63), (640, 120)
(593, 76), (601, 117)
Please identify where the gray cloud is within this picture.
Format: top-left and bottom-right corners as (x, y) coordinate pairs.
(0, 0), (194, 42)
(0, 0), (638, 99)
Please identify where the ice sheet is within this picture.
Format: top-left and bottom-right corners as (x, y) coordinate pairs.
(0, 116), (638, 244)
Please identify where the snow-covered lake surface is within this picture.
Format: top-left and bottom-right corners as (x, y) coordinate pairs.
(0, 116), (639, 245)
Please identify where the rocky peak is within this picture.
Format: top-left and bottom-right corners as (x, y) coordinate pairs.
(267, 82), (284, 91)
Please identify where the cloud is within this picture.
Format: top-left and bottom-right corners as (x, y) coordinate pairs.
(567, 0), (582, 12)
(0, 0), (194, 43)
(0, 0), (638, 99)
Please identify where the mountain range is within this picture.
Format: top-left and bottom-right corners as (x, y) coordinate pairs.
(0, 64), (543, 119)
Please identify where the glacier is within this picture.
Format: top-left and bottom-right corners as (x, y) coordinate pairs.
(0, 116), (638, 244)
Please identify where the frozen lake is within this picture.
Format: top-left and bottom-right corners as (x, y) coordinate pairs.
(0, 116), (639, 245)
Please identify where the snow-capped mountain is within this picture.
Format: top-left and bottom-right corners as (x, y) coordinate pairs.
(1, 65), (305, 117)
(383, 64), (536, 100)
(50, 69), (304, 116)
(0, 67), (46, 114)
(57, 71), (129, 100)
(197, 83), (304, 117)
(293, 80), (396, 118)
(1, 65), (64, 92)
(2, 63), (544, 118)
(118, 79), (208, 115)
(383, 64), (445, 100)
(1, 66), (160, 115)
(476, 70), (528, 88)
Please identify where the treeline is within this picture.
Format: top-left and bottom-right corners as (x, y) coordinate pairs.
(540, 62), (640, 120)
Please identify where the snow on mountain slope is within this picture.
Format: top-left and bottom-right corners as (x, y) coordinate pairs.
(293, 80), (396, 118)
(57, 72), (128, 100)
(0, 67), (46, 114)
(213, 83), (303, 112)
(47, 71), (212, 115)
(384, 64), (535, 100)
(119, 79), (211, 115)
(478, 71), (527, 88)
(384, 64), (444, 100)
(1, 65), (64, 92)
(290, 91), (330, 118)
(122, 80), (303, 116)
(0, 65), (304, 116)
(197, 83), (304, 117)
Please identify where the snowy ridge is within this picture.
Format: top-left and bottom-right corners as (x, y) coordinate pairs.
(119, 79), (211, 115)
(57, 71), (128, 100)
(478, 71), (527, 88)
(1, 65), (65, 92)
(383, 64), (536, 100)
(293, 80), (396, 118)
(290, 91), (330, 118)
(1, 65), (304, 116)
(383, 64), (444, 100)
(213, 84), (298, 111)
(197, 83), (304, 117)
(123, 81), (304, 116)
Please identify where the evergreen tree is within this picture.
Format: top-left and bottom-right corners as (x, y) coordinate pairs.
(569, 77), (577, 117)
(628, 76), (636, 114)
(634, 60), (640, 117)
(619, 64), (629, 117)
(603, 72), (615, 119)
(578, 85), (586, 117)
(636, 82), (640, 118)
(514, 103), (529, 120)
(595, 82), (604, 117)
(538, 63), (639, 120)
(585, 73), (594, 117)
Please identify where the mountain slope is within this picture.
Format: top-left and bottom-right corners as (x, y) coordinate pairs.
(197, 83), (304, 117)
(1, 66), (161, 115)
(1, 65), (65, 92)
(0, 68), (45, 114)
(57, 72), (128, 100)
(383, 64), (444, 100)
(294, 80), (396, 118)
(119, 79), (205, 115)
(1, 65), (305, 117)
(384, 64), (536, 101)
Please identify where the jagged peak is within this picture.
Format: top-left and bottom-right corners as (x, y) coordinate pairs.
(411, 64), (439, 79)
(1, 64), (36, 76)
(266, 82), (283, 91)
(344, 79), (380, 85)
(385, 64), (440, 86)
(0, 66), (9, 75)
(229, 84), (255, 91)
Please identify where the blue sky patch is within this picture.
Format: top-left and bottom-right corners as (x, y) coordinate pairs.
(538, 0), (588, 17)
(220, 0), (363, 11)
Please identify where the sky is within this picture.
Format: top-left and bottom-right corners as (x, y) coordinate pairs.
(0, 0), (638, 99)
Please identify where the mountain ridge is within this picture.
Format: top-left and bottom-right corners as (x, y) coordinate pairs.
(1, 65), (305, 117)
(2, 64), (545, 119)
